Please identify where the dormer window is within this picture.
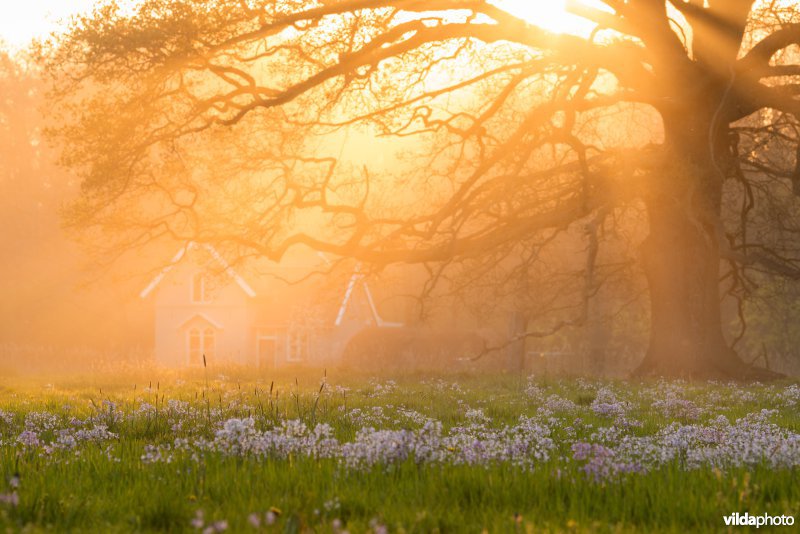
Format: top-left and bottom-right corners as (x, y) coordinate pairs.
(192, 272), (212, 303)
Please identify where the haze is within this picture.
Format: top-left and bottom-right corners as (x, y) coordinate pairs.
(1, 0), (799, 381)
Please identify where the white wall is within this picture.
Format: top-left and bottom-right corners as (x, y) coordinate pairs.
(152, 262), (254, 367)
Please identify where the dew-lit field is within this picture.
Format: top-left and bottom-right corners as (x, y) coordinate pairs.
(0, 370), (798, 532)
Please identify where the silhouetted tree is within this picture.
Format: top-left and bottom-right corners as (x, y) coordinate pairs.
(45, 1), (800, 378)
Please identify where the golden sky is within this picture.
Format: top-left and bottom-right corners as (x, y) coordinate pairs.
(0, 1), (100, 49)
(0, 1), (600, 51)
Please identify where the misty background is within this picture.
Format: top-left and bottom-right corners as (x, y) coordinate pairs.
(2, 1), (800, 377)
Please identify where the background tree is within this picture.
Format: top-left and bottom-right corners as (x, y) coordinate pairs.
(45, 0), (800, 378)
(0, 49), (151, 370)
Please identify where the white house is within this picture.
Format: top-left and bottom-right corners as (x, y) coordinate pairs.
(139, 242), (399, 368)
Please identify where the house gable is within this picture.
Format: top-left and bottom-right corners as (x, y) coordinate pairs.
(139, 242), (256, 300)
(142, 242), (256, 367)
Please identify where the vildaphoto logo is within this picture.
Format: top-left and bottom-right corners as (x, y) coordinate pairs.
(723, 513), (795, 528)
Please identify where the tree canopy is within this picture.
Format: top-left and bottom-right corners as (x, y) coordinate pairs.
(45, 0), (800, 378)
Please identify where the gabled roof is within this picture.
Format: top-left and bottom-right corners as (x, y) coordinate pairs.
(139, 242), (256, 299)
(333, 262), (403, 328)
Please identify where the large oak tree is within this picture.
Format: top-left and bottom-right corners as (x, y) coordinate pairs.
(46, 0), (800, 378)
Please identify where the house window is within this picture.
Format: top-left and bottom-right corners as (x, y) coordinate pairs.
(188, 327), (216, 365)
(203, 328), (216, 360)
(287, 329), (309, 362)
(188, 328), (201, 365)
(192, 273), (212, 303)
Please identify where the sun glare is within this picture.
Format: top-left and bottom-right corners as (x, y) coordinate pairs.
(0, 1), (98, 49)
(493, 0), (608, 36)
(0, 0), (615, 52)
(0, 0), (144, 50)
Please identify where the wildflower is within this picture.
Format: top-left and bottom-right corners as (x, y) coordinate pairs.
(0, 493), (18, 507)
(324, 497), (341, 512)
(17, 430), (40, 448)
(369, 518), (388, 534)
(652, 394), (703, 421)
(0, 410), (13, 426)
(332, 518), (350, 534)
(190, 510), (205, 529)
(204, 520), (228, 533)
(141, 444), (172, 464)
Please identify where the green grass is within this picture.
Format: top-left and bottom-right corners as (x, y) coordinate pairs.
(3, 450), (797, 532)
(0, 368), (798, 532)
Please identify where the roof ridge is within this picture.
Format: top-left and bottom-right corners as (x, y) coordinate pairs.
(139, 242), (256, 299)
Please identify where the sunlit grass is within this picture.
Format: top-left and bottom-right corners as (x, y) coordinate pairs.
(0, 368), (798, 532)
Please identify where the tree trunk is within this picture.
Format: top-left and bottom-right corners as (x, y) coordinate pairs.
(635, 195), (742, 377)
(507, 310), (527, 373)
(634, 111), (781, 380)
(587, 295), (610, 377)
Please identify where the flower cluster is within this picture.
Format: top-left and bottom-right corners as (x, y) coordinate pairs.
(572, 410), (800, 480)
(590, 387), (630, 419)
(651, 393), (703, 421)
(3, 379), (799, 486)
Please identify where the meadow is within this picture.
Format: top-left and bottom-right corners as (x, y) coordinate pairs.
(0, 368), (798, 533)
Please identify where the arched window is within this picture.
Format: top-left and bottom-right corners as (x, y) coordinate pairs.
(188, 327), (216, 365)
(188, 328), (202, 365)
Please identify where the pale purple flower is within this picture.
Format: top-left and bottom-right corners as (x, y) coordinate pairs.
(17, 430), (40, 448)
(190, 510), (205, 529)
(205, 520), (228, 533)
(0, 410), (13, 426)
(0, 493), (18, 506)
(369, 518), (388, 534)
(652, 394), (703, 421)
(265, 511), (277, 525)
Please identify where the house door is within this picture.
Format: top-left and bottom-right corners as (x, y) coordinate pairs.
(257, 337), (277, 370)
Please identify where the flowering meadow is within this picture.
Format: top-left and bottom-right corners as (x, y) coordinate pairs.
(0, 370), (798, 532)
